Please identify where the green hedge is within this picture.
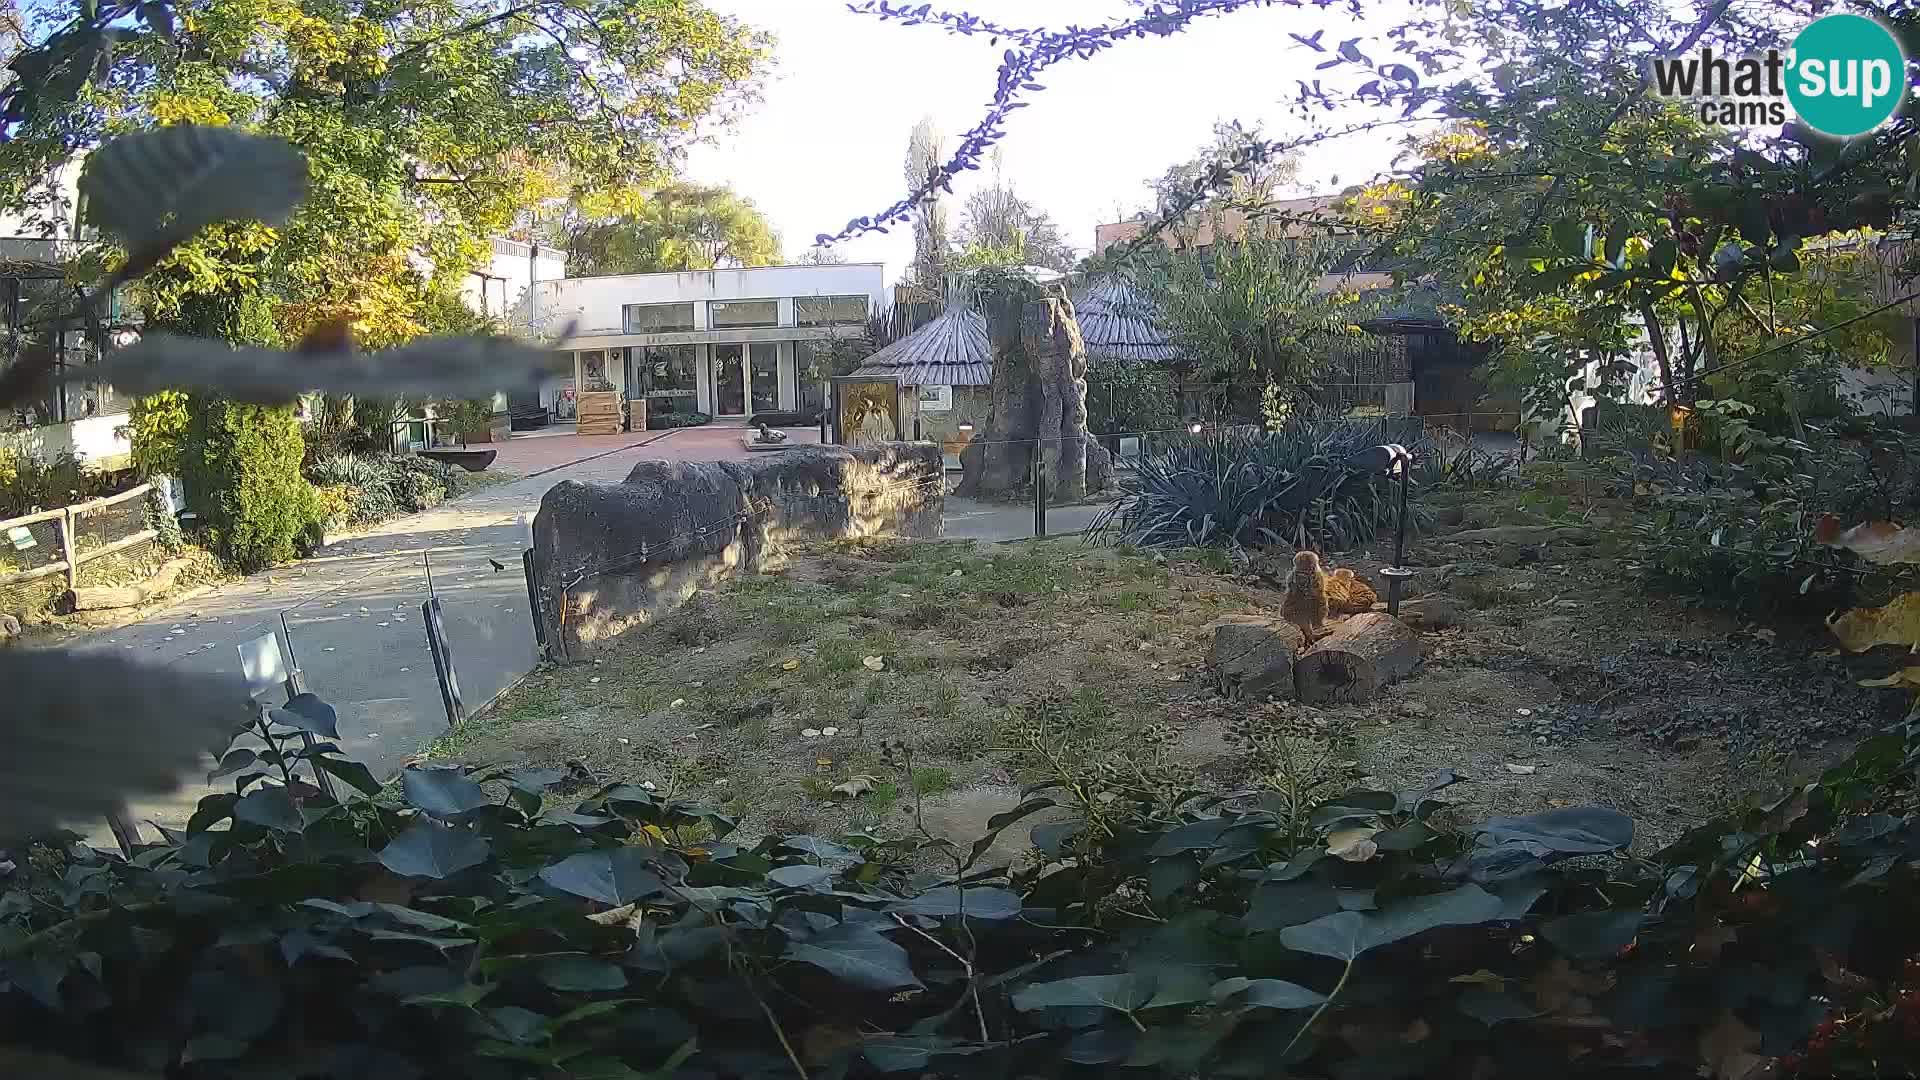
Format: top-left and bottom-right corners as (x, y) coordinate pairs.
(649, 410), (712, 429)
(181, 397), (319, 571)
(7, 689), (1919, 1077)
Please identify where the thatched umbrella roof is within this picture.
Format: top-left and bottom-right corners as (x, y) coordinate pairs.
(1071, 274), (1181, 366)
(851, 289), (992, 387)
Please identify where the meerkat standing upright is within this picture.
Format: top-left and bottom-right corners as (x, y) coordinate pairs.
(1280, 549), (1331, 646)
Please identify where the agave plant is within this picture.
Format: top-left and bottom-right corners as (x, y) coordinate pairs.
(1091, 417), (1434, 552)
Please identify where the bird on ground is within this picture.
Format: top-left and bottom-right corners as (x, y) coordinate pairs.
(489, 557), (507, 572)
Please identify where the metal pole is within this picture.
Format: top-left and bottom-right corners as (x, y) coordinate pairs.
(422, 551), (436, 598)
(278, 611), (337, 800)
(1032, 446), (1048, 539)
(1385, 456), (1411, 615)
(523, 549), (547, 651)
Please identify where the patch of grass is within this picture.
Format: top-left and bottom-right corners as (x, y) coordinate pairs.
(799, 775), (839, 802)
(1069, 686), (1115, 726)
(931, 711), (995, 759)
(866, 780), (901, 817)
(931, 678), (961, 721)
(911, 766), (955, 796)
(1103, 588), (1164, 613)
(813, 636), (865, 677)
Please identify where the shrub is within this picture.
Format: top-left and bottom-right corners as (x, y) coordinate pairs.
(1092, 417), (1435, 551)
(0, 447), (113, 518)
(181, 397), (320, 571)
(1088, 361), (1179, 438)
(7, 691), (1920, 1078)
(1632, 493), (1906, 614)
(125, 390), (191, 477)
(649, 410), (712, 429)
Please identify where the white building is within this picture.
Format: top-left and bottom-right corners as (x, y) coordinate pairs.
(529, 263), (887, 423)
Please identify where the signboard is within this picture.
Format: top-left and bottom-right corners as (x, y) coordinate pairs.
(238, 631), (289, 697)
(7, 525), (36, 551)
(916, 385), (953, 413)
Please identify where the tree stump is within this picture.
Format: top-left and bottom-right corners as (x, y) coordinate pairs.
(1294, 613), (1422, 704)
(1209, 616), (1304, 702)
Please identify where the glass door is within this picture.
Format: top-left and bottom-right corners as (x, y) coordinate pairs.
(749, 342), (780, 414)
(713, 344), (747, 417)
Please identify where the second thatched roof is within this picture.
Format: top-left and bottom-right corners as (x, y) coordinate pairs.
(1071, 274), (1181, 366)
(850, 293), (992, 387)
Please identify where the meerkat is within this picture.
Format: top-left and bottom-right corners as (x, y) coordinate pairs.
(1280, 549), (1331, 646)
(1328, 567), (1379, 613)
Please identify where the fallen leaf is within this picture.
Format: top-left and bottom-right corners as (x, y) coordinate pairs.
(1817, 518), (1920, 565)
(669, 698), (686, 708)
(831, 776), (877, 799)
(821, 726), (839, 736)
(1818, 951), (1874, 997)
(782, 659), (802, 671)
(1504, 763), (1538, 775)
(1828, 593), (1920, 653)
(862, 655), (886, 671)
(1859, 666), (1920, 689)
(1450, 969), (1509, 989)
(801, 728), (821, 738)
(1326, 826), (1380, 862)
(1697, 1009), (1769, 1080)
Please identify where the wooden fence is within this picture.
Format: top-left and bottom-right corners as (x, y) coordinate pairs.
(0, 482), (157, 589)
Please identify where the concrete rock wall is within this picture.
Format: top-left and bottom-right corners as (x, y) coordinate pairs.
(533, 442), (943, 655)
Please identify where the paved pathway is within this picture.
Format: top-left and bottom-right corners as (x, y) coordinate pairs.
(70, 429), (1112, 838)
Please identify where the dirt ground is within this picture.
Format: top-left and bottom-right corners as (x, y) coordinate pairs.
(432, 488), (1899, 858)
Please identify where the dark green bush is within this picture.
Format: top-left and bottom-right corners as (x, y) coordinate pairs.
(307, 452), (461, 524)
(1088, 361), (1179, 437)
(181, 397), (319, 571)
(6, 689), (1920, 1078)
(1092, 418), (1434, 551)
(649, 410), (712, 430)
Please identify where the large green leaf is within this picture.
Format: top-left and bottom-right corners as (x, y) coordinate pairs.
(313, 754), (382, 797)
(233, 786), (304, 833)
(1011, 973), (1156, 1014)
(1211, 977), (1328, 1010)
(402, 766), (490, 818)
(1540, 910), (1644, 959)
(378, 820), (491, 879)
(270, 693), (339, 739)
(886, 887), (1021, 920)
(861, 1035), (988, 1072)
(766, 864), (834, 890)
(1278, 886), (1502, 961)
(539, 849), (666, 905)
(538, 955), (628, 992)
(784, 923), (923, 991)
(1476, 808), (1632, 854)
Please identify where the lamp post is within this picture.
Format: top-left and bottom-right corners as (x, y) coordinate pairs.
(1350, 443), (1414, 615)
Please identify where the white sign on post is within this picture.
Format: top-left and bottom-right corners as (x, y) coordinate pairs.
(238, 631), (289, 697)
(916, 385), (953, 412)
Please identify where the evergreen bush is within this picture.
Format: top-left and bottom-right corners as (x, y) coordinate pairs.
(181, 397), (319, 571)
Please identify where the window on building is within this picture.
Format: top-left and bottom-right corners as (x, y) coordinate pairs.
(628, 345), (697, 417)
(708, 299), (779, 329)
(794, 295), (868, 327)
(623, 302), (695, 333)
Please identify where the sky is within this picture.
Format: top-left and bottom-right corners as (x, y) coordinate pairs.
(682, 0), (1422, 284)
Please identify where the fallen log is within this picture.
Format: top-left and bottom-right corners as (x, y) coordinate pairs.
(1295, 612), (1423, 704)
(1441, 525), (1593, 545)
(1208, 616), (1305, 702)
(67, 556), (193, 612)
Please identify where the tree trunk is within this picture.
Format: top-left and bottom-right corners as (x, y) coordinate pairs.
(1294, 612), (1422, 704)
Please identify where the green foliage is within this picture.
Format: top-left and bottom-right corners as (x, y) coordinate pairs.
(647, 410), (713, 430)
(11, 681), (1920, 1078)
(181, 396), (319, 570)
(566, 182), (782, 275)
(1632, 493), (1865, 614)
(125, 390), (191, 477)
(1093, 418), (1433, 551)
(306, 452), (461, 525)
(1136, 232), (1374, 404)
(1088, 361), (1180, 436)
(0, 447), (116, 518)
